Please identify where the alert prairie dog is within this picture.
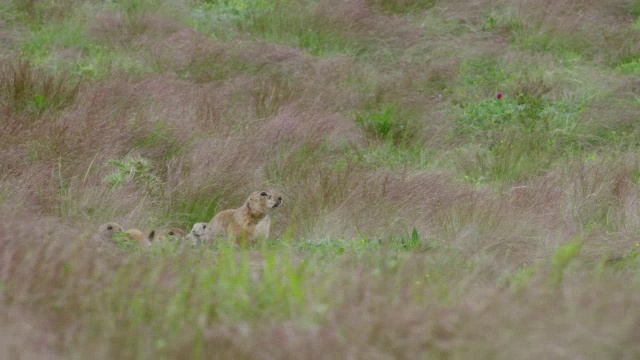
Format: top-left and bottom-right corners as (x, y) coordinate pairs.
(255, 215), (271, 240)
(150, 227), (187, 243)
(186, 222), (208, 245)
(203, 190), (283, 244)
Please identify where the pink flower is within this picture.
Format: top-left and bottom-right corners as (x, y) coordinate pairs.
(496, 93), (503, 100)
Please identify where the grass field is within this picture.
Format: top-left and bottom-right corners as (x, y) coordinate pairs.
(2, 0), (640, 358)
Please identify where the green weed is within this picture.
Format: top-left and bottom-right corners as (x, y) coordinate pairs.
(163, 193), (221, 230)
(112, 231), (146, 251)
(367, 0), (436, 14)
(110, 0), (165, 35)
(455, 57), (509, 100)
(617, 59), (640, 74)
(457, 96), (529, 140)
(504, 263), (537, 292)
(346, 142), (433, 170)
(481, 7), (523, 33)
(131, 121), (182, 161)
(76, 241), (313, 357)
(453, 88), (592, 183)
(257, 244), (308, 317)
(21, 17), (91, 63)
(548, 239), (582, 285)
(17, 10), (152, 79)
(65, 46), (153, 79)
(236, 3), (366, 57)
(193, 0), (276, 24)
(454, 95), (545, 182)
(104, 155), (163, 195)
(631, 0), (640, 18)
(355, 103), (413, 143)
(602, 244), (640, 272)
(9, 0), (78, 24)
(295, 239), (349, 257)
(178, 53), (244, 82)
(0, 59), (80, 116)
(387, 227), (432, 251)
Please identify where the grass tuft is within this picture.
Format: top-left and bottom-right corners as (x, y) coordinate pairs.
(354, 102), (414, 144)
(104, 155), (163, 195)
(549, 239), (582, 285)
(367, 0), (436, 14)
(0, 59), (80, 116)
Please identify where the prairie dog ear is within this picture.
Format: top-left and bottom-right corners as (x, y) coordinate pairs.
(148, 230), (155, 242)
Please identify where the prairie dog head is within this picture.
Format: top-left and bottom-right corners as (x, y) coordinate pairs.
(246, 190), (283, 215)
(190, 222), (208, 237)
(97, 222), (124, 241)
(151, 227), (187, 242)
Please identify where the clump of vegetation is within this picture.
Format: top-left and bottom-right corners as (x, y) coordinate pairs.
(548, 239), (582, 285)
(112, 231), (145, 251)
(457, 95), (530, 141)
(367, 0), (436, 14)
(0, 60), (80, 115)
(192, 0), (277, 24)
(104, 155), (163, 195)
(355, 102), (414, 144)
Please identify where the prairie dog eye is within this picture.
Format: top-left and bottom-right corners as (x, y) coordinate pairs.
(169, 231), (174, 235)
(260, 192), (267, 196)
(278, 197), (282, 201)
(107, 225), (113, 230)
(202, 224), (206, 229)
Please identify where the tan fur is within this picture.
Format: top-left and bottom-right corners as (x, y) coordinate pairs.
(203, 190), (283, 245)
(151, 227), (187, 243)
(255, 215), (271, 240)
(124, 228), (152, 247)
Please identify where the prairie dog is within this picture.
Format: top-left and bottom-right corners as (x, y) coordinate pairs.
(186, 222), (208, 245)
(255, 215), (271, 240)
(150, 227), (187, 243)
(96, 222), (151, 246)
(96, 222), (124, 242)
(124, 228), (152, 247)
(203, 190), (283, 244)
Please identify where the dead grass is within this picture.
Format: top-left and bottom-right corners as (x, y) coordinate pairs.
(4, 209), (640, 359)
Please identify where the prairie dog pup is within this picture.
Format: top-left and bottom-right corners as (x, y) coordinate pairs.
(151, 227), (187, 243)
(186, 222), (208, 245)
(204, 190), (283, 244)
